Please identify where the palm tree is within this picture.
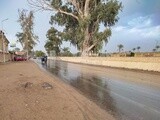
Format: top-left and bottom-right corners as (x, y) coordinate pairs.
(132, 48), (136, 52)
(155, 45), (160, 52)
(117, 44), (124, 53)
(137, 46), (141, 52)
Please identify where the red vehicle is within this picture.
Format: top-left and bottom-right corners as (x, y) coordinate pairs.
(14, 55), (27, 61)
(14, 51), (27, 61)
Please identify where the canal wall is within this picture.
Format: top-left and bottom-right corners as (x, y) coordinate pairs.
(48, 57), (160, 72)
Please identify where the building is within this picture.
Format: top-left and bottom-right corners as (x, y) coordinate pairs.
(0, 30), (11, 62)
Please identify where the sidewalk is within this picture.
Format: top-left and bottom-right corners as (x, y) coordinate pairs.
(0, 61), (114, 120)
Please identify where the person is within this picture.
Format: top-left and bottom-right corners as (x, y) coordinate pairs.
(44, 56), (47, 64)
(41, 56), (45, 63)
(41, 56), (47, 64)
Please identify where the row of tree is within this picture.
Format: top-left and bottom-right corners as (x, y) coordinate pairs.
(117, 44), (160, 53)
(152, 45), (160, 52)
(117, 44), (141, 53)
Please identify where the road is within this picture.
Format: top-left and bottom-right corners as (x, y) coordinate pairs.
(37, 59), (160, 120)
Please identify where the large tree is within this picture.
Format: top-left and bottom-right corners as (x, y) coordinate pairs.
(28, 0), (122, 56)
(16, 9), (38, 54)
(44, 27), (62, 55)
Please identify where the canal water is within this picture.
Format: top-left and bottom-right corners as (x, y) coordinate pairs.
(36, 59), (160, 120)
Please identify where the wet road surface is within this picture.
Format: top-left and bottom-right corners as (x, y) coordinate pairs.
(36, 59), (160, 120)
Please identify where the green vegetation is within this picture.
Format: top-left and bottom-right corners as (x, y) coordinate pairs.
(16, 9), (38, 54)
(60, 47), (73, 57)
(28, 0), (122, 56)
(44, 27), (62, 56)
(152, 49), (156, 52)
(132, 48), (136, 52)
(137, 46), (141, 52)
(155, 45), (160, 52)
(35, 50), (45, 57)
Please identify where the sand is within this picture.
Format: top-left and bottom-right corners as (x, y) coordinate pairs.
(0, 61), (114, 120)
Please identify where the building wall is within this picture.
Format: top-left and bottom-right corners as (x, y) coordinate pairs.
(0, 31), (10, 62)
(0, 52), (12, 62)
(0, 31), (9, 52)
(0, 37), (3, 51)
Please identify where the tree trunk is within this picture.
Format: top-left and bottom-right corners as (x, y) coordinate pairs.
(81, 27), (90, 57)
(81, 26), (99, 57)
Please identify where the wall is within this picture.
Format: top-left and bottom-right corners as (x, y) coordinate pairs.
(0, 32), (9, 52)
(0, 52), (12, 62)
(48, 57), (160, 72)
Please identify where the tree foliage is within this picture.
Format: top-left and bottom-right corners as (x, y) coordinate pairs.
(16, 9), (38, 53)
(44, 27), (62, 55)
(28, 0), (122, 56)
(132, 48), (136, 51)
(152, 48), (156, 52)
(137, 46), (141, 52)
(35, 50), (45, 57)
(155, 45), (160, 51)
(60, 47), (73, 56)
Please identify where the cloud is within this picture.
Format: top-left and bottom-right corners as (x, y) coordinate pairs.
(108, 22), (160, 52)
(122, 25), (160, 39)
(141, 26), (160, 38)
(112, 15), (160, 39)
(128, 16), (152, 28)
(113, 26), (126, 32)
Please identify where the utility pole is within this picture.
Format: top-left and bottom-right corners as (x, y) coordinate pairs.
(26, 33), (29, 60)
(1, 18), (8, 63)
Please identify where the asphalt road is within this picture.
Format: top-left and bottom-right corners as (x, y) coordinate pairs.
(37, 59), (160, 120)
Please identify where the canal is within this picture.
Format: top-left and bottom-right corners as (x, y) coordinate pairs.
(36, 59), (160, 120)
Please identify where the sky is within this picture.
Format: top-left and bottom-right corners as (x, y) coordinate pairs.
(0, 0), (160, 53)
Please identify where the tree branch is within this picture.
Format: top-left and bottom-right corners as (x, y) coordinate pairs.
(87, 41), (98, 51)
(67, 0), (83, 16)
(84, 0), (91, 17)
(27, 0), (79, 20)
(58, 8), (79, 20)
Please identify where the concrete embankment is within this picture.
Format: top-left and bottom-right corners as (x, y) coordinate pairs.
(48, 57), (160, 72)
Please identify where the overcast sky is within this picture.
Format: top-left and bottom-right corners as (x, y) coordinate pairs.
(0, 0), (160, 53)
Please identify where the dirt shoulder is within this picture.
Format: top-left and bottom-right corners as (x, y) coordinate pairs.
(0, 61), (114, 120)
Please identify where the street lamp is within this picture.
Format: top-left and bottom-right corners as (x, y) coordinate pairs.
(1, 18), (9, 63)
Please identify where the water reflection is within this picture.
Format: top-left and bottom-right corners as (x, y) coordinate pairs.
(36, 59), (160, 120)
(46, 60), (119, 118)
(70, 75), (118, 116)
